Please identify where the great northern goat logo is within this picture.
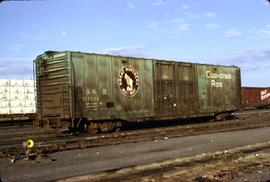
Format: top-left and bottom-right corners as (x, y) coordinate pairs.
(118, 66), (139, 97)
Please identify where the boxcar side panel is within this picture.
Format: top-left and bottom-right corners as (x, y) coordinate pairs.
(83, 54), (98, 119)
(76, 53), (155, 122)
(111, 56), (155, 121)
(35, 52), (71, 120)
(176, 63), (197, 116)
(196, 65), (241, 114)
(97, 55), (113, 118)
(241, 87), (270, 108)
(153, 61), (198, 119)
(80, 54), (113, 120)
(154, 61), (177, 116)
(71, 52), (85, 119)
(112, 56), (123, 117)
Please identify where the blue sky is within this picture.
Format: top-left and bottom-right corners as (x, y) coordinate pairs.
(0, 0), (270, 86)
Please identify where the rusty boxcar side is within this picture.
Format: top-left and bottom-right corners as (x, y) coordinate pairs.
(34, 51), (241, 132)
(152, 61), (241, 120)
(241, 87), (270, 109)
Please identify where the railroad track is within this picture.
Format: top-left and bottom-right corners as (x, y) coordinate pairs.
(0, 132), (61, 151)
(1, 109), (270, 160)
(234, 108), (270, 116)
(0, 126), (58, 153)
(0, 113), (35, 127)
(56, 141), (270, 182)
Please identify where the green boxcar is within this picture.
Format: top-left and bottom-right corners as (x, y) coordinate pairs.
(34, 51), (241, 132)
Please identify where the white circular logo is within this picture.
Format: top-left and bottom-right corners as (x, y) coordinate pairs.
(118, 66), (139, 97)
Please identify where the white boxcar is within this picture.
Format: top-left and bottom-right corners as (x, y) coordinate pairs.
(0, 79), (36, 115)
(10, 79), (24, 87)
(0, 79), (10, 87)
(0, 108), (10, 114)
(24, 80), (34, 87)
(25, 87), (34, 94)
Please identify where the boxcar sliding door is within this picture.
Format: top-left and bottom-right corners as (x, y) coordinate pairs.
(154, 61), (197, 118)
(154, 61), (177, 117)
(175, 63), (197, 117)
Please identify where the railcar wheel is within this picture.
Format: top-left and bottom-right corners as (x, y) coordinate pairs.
(215, 112), (230, 121)
(88, 128), (98, 135)
(114, 121), (122, 132)
(78, 120), (87, 133)
(87, 123), (99, 135)
(100, 122), (114, 132)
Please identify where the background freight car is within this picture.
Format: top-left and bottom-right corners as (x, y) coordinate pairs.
(34, 51), (241, 133)
(241, 87), (270, 109)
(0, 79), (36, 124)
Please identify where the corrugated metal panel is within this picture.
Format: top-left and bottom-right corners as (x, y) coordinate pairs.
(75, 53), (154, 121)
(196, 65), (241, 113)
(153, 61), (196, 118)
(35, 52), (71, 119)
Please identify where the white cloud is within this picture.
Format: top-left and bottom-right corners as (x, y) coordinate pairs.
(211, 48), (270, 71)
(262, 0), (269, 6)
(170, 17), (184, 24)
(33, 30), (65, 40)
(33, 30), (49, 40)
(247, 28), (257, 35)
(204, 48), (270, 86)
(153, 0), (165, 6)
(188, 13), (202, 20)
(204, 12), (216, 18)
(101, 46), (147, 57)
(39, 30), (46, 34)
(205, 23), (220, 30)
(9, 44), (26, 51)
(257, 30), (270, 38)
(0, 58), (33, 78)
(186, 12), (216, 21)
(62, 32), (67, 36)
(224, 30), (243, 38)
(181, 4), (190, 10)
(179, 23), (190, 32)
(33, 36), (47, 41)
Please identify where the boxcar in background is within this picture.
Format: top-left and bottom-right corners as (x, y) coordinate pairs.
(0, 79), (36, 124)
(34, 51), (241, 133)
(241, 87), (270, 109)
